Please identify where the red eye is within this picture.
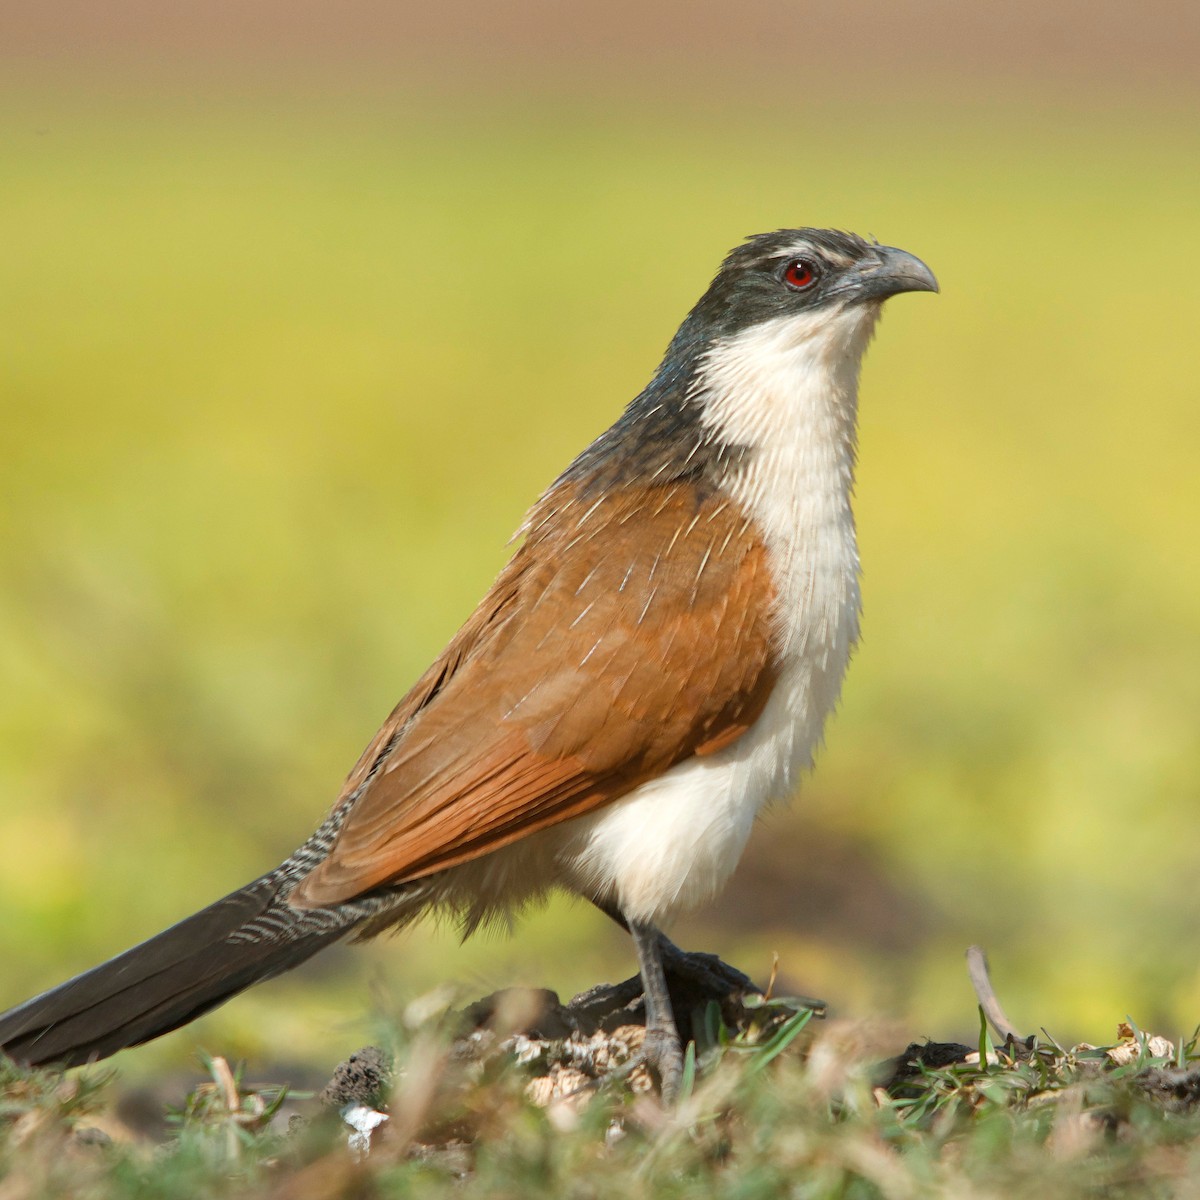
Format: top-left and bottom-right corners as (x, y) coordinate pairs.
(782, 258), (817, 290)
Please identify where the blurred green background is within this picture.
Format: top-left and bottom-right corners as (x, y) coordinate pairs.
(2, 1), (1199, 1078)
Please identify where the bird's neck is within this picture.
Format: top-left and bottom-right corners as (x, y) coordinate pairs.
(554, 304), (877, 521)
(554, 325), (743, 498)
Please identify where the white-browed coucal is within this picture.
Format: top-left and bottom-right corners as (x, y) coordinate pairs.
(0, 229), (937, 1099)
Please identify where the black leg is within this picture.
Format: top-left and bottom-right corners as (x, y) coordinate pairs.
(627, 917), (684, 1105)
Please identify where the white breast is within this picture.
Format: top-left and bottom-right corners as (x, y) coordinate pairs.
(563, 303), (880, 925)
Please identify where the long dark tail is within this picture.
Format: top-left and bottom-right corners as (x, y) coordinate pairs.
(0, 853), (410, 1068)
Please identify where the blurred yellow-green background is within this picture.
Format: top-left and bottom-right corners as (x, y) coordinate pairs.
(2, 0), (1199, 1078)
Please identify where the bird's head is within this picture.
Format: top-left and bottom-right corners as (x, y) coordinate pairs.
(560, 228), (936, 493)
(682, 228), (938, 347)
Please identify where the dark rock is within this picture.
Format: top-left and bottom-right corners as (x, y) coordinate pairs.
(882, 1040), (976, 1093)
(318, 1046), (393, 1110)
(1133, 1065), (1200, 1113)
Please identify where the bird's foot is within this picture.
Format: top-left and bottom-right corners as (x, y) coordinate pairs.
(640, 1025), (684, 1106)
(566, 1024), (684, 1106)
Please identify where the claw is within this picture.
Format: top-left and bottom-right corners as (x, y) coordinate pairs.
(641, 1026), (684, 1105)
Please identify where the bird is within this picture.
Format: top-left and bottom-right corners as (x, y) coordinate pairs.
(0, 228), (937, 1100)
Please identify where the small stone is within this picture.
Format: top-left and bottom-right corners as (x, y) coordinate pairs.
(73, 1126), (112, 1147)
(342, 1103), (389, 1159)
(319, 1045), (393, 1110)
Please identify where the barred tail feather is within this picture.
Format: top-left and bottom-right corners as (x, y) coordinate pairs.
(0, 867), (401, 1069)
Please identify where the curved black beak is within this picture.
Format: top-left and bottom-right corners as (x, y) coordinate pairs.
(849, 245), (939, 301)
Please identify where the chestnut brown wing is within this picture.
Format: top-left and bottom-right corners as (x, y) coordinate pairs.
(289, 481), (777, 908)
